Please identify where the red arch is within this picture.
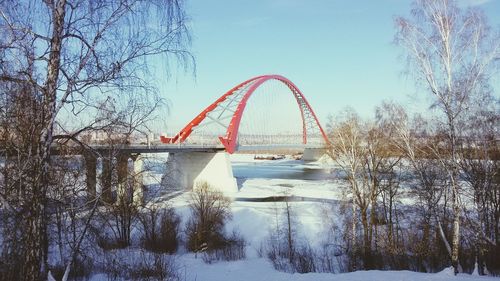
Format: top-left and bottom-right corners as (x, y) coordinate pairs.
(161, 75), (329, 154)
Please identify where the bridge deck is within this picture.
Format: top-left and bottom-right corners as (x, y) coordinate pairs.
(90, 144), (323, 153)
(44, 143), (323, 155)
(235, 144), (324, 151)
(89, 144), (225, 153)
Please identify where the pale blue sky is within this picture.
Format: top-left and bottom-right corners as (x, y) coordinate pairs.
(156, 0), (500, 134)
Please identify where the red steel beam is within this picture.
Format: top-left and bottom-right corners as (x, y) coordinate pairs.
(160, 75), (264, 144)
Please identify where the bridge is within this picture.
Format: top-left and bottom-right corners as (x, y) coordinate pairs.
(160, 74), (329, 153)
(79, 75), (329, 201)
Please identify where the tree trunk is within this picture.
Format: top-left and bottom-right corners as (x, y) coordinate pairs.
(352, 200), (357, 256)
(23, 193), (46, 281)
(448, 114), (462, 274)
(285, 199), (294, 264)
(24, 1), (67, 279)
(451, 188), (462, 273)
(361, 207), (371, 269)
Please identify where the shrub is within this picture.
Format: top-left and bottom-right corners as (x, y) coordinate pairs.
(49, 256), (94, 281)
(202, 231), (246, 263)
(139, 206), (180, 254)
(129, 253), (181, 281)
(265, 236), (318, 273)
(186, 182), (232, 253)
(263, 198), (318, 273)
(92, 199), (139, 250)
(185, 182), (247, 263)
(293, 245), (317, 273)
(103, 250), (182, 281)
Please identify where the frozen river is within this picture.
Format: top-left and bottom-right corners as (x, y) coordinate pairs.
(232, 157), (332, 181)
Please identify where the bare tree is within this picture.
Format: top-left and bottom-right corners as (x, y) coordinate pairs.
(0, 80), (49, 281)
(186, 182), (232, 253)
(138, 204), (181, 254)
(378, 101), (453, 271)
(326, 108), (365, 268)
(459, 97), (499, 273)
(395, 0), (499, 273)
(326, 108), (402, 269)
(0, 0), (192, 279)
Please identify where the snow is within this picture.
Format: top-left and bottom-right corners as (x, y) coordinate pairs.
(89, 255), (499, 281)
(235, 178), (342, 200)
(178, 260), (497, 281)
(87, 153), (498, 281)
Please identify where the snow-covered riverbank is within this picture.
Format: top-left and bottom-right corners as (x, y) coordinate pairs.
(85, 153), (499, 281)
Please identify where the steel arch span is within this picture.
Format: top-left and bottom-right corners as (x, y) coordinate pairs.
(161, 74), (329, 154)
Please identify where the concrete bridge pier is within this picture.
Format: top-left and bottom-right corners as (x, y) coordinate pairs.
(100, 156), (114, 203)
(116, 152), (130, 203)
(165, 151), (237, 195)
(83, 152), (97, 199)
(130, 153), (144, 205)
(83, 152), (144, 205)
(302, 147), (327, 161)
(116, 152), (144, 205)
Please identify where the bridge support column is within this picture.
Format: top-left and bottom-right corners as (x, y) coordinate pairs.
(302, 148), (327, 161)
(115, 152), (144, 206)
(83, 152), (97, 199)
(165, 151), (237, 195)
(116, 152), (130, 203)
(130, 153), (144, 205)
(100, 157), (114, 203)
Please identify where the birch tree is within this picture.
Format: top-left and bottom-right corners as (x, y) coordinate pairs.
(326, 108), (365, 268)
(327, 108), (401, 269)
(378, 101), (452, 271)
(395, 0), (499, 273)
(0, 1), (192, 280)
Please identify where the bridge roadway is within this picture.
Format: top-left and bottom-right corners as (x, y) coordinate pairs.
(88, 144), (224, 154)
(40, 143), (325, 156)
(84, 143), (324, 154)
